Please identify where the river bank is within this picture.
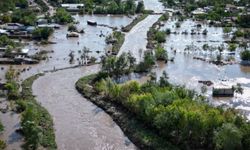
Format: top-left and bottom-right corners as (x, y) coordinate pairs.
(75, 74), (178, 150)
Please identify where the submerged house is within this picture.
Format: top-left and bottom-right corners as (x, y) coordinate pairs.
(3, 23), (25, 31)
(225, 4), (239, 13)
(36, 18), (48, 25)
(212, 84), (234, 97)
(61, 4), (84, 12)
(192, 8), (207, 16)
(0, 29), (9, 36)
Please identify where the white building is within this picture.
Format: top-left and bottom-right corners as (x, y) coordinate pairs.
(61, 4), (84, 11)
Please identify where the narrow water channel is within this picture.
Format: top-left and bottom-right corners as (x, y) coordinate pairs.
(32, 65), (137, 150)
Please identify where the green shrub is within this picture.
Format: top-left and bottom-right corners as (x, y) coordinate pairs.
(155, 45), (168, 61)
(154, 31), (166, 43)
(53, 8), (73, 24)
(240, 50), (250, 61)
(32, 27), (54, 40)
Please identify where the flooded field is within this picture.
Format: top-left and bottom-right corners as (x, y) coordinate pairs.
(32, 65), (137, 150)
(154, 18), (250, 119)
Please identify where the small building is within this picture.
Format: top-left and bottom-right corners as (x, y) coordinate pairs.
(0, 29), (9, 36)
(26, 26), (36, 33)
(38, 24), (60, 29)
(225, 4), (239, 13)
(192, 8), (207, 15)
(203, 6), (214, 12)
(61, 4), (84, 12)
(20, 48), (30, 56)
(3, 23), (25, 31)
(213, 84), (234, 97)
(36, 18), (48, 25)
(0, 47), (7, 52)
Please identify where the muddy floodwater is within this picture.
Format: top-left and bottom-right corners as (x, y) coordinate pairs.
(0, 14), (133, 82)
(0, 98), (23, 149)
(118, 15), (161, 62)
(2, 0), (250, 149)
(118, 0), (164, 62)
(32, 65), (137, 150)
(154, 19), (250, 119)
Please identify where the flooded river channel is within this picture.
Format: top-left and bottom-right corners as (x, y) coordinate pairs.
(33, 65), (136, 150)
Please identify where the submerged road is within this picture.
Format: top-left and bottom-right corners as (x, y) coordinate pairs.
(33, 65), (137, 150)
(118, 0), (164, 62)
(118, 15), (161, 62)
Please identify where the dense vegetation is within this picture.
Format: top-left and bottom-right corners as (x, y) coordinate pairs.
(160, 0), (250, 27)
(18, 74), (57, 149)
(77, 69), (250, 149)
(49, 0), (145, 14)
(0, 35), (19, 48)
(32, 27), (54, 40)
(11, 9), (37, 26)
(135, 51), (155, 73)
(53, 8), (74, 24)
(0, 0), (28, 12)
(100, 53), (135, 78)
(4, 68), (56, 149)
(34, 0), (49, 12)
(155, 44), (168, 61)
(240, 50), (250, 61)
(237, 14), (250, 28)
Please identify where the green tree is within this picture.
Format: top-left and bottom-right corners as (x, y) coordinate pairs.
(54, 8), (73, 24)
(240, 50), (250, 61)
(154, 31), (166, 43)
(136, 1), (144, 13)
(214, 123), (243, 150)
(32, 27), (54, 40)
(155, 45), (168, 61)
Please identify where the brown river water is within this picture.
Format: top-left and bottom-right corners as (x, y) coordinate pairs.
(1, 0), (250, 149)
(32, 65), (137, 150)
(0, 13), (135, 150)
(154, 18), (250, 119)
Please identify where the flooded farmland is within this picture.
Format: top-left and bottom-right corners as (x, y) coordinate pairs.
(154, 18), (250, 119)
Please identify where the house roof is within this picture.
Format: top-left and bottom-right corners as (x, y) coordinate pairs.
(61, 4), (84, 8)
